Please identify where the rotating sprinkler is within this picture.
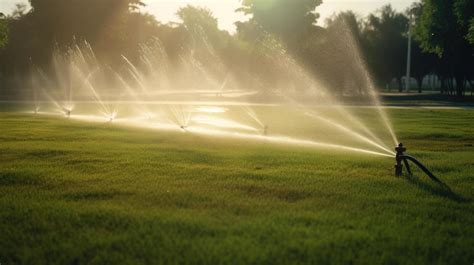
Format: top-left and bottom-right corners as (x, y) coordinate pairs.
(63, 108), (71, 118)
(262, 125), (268, 136)
(394, 143), (443, 184)
(106, 112), (117, 123)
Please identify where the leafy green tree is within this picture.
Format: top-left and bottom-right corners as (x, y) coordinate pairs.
(414, 0), (473, 96)
(326, 11), (362, 39)
(320, 11), (366, 94)
(176, 5), (230, 51)
(410, 42), (438, 93)
(177, 5), (218, 34)
(414, 0), (457, 56)
(175, 5), (237, 90)
(27, 0), (144, 59)
(177, 6), (230, 53)
(0, 13), (8, 49)
(0, 0), (152, 73)
(406, 2), (437, 93)
(362, 5), (408, 91)
(0, 5), (34, 74)
(454, 0), (474, 44)
(237, 0), (322, 44)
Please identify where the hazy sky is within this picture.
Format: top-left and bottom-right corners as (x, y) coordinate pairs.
(0, 0), (415, 33)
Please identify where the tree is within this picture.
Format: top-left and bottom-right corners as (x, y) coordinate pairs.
(177, 5), (218, 34)
(410, 41), (438, 93)
(174, 5), (236, 90)
(176, 5), (230, 51)
(407, 2), (437, 93)
(237, 0), (322, 44)
(320, 11), (367, 95)
(0, 0), (152, 72)
(362, 5), (408, 91)
(0, 4), (34, 74)
(414, 0), (473, 96)
(0, 13), (8, 49)
(27, 0), (144, 61)
(453, 0), (474, 44)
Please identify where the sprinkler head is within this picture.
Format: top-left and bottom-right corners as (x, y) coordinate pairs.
(63, 107), (72, 118)
(395, 143), (406, 154)
(395, 143), (406, 176)
(392, 144), (441, 183)
(107, 112), (117, 122)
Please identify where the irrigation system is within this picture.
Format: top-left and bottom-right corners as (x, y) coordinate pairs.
(395, 143), (442, 184)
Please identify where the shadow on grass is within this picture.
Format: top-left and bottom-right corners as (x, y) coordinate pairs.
(0, 171), (41, 186)
(63, 190), (133, 201)
(405, 175), (469, 203)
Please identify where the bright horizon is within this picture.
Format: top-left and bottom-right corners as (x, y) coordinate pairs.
(0, 0), (415, 33)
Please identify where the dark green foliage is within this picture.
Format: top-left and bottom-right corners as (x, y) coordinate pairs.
(453, 0), (474, 44)
(176, 5), (232, 71)
(177, 5), (219, 34)
(317, 12), (367, 94)
(0, 0), (472, 98)
(362, 5), (409, 89)
(0, 13), (8, 49)
(0, 0), (148, 73)
(237, 0), (322, 43)
(414, 0), (474, 96)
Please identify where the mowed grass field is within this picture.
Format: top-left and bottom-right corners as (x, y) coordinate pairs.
(0, 108), (473, 264)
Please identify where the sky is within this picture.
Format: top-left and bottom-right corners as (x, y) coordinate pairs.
(0, 0), (415, 33)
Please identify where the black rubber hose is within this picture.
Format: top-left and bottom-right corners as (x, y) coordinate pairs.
(400, 155), (442, 184)
(403, 158), (412, 175)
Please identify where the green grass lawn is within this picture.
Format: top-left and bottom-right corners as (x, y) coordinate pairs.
(0, 109), (473, 265)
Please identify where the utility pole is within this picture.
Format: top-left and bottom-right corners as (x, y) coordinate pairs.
(405, 13), (413, 93)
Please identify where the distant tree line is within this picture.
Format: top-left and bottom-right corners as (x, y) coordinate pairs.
(0, 0), (472, 98)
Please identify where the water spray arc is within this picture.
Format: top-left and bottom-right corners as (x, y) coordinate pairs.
(25, 26), (402, 161)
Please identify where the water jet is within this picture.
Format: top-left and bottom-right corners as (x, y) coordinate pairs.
(64, 108), (71, 118)
(24, 37), (401, 161)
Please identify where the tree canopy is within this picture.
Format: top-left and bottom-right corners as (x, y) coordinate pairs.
(362, 5), (408, 89)
(414, 0), (473, 95)
(0, 0), (472, 97)
(0, 13), (8, 49)
(237, 0), (322, 43)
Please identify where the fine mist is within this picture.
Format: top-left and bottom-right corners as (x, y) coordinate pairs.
(24, 21), (397, 157)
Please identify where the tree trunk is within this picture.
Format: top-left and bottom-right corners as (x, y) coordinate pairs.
(416, 76), (423, 93)
(469, 80), (473, 97)
(448, 78), (453, 95)
(455, 75), (464, 97)
(440, 78), (445, 94)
